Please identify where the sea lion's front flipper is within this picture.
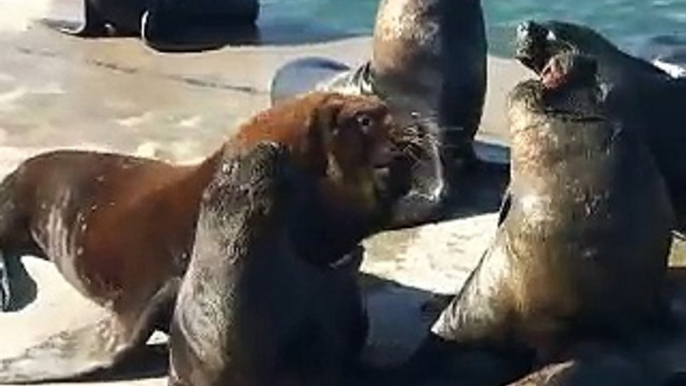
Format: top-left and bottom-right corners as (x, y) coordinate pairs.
(400, 245), (527, 385)
(48, 0), (109, 37)
(0, 280), (179, 383)
(330, 245), (364, 272)
(430, 240), (514, 346)
(0, 253), (9, 311)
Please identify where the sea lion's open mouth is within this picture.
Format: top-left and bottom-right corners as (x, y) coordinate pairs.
(371, 140), (415, 204)
(510, 52), (605, 123)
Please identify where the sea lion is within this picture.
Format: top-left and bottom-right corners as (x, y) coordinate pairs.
(269, 0), (488, 227)
(50, 0), (259, 50)
(168, 142), (367, 386)
(0, 92), (413, 383)
(514, 20), (686, 231)
(426, 52), (674, 361)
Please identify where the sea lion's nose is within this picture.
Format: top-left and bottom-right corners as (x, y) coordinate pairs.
(516, 21), (532, 39)
(517, 21), (544, 40)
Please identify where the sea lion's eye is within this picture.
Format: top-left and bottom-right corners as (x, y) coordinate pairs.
(356, 114), (373, 133)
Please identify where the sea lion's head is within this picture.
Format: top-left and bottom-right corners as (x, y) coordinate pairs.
(515, 20), (618, 75)
(233, 92), (416, 253)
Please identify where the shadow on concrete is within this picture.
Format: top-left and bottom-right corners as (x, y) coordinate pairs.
(354, 271), (531, 386)
(441, 156), (510, 222)
(76, 343), (170, 382)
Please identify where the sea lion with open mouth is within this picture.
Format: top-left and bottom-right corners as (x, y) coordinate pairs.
(514, 20), (686, 232)
(423, 52), (674, 366)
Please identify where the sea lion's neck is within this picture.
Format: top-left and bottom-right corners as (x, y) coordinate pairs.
(545, 87), (603, 117)
(157, 147), (226, 274)
(175, 147), (225, 202)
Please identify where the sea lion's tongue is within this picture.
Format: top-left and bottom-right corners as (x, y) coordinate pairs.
(541, 56), (567, 89)
(540, 53), (598, 91)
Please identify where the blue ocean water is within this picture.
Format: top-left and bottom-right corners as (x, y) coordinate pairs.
(258, 0), (686, 60)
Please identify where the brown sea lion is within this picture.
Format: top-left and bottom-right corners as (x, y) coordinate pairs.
(514, 20), (686, 232)
(425, 52), (674, 362)
(168, 141), (367, 386)
(269, 0), (489, 227)
(0, 92), (413, 383)
(48, 0), (259, 51)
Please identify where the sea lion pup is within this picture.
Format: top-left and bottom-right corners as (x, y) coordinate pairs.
(0, 92), (413, 383)
(168, 142), (367, 386)
(514, 20), (686, 231)
(49, 0), (259, 50)
(269, 0), (488, 227)
(421, 52), (674, 366)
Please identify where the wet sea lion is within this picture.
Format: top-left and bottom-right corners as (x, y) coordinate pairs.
(0, 92), (413, 383)
(169, 142), (367, 386)
(514, 20), (686, 231)
(269, 0), (488, 227)
(51, 0), (259, 50)
(426, 52), (674, 360)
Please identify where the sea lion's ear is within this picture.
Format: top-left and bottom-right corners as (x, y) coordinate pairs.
(317, 94), (346, 136)
(302, 95), (344, 177)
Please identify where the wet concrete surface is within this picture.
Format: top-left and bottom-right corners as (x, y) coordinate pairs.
(0, 0), (524, 166)
(0, 0), (378, 165)
(2, 2), (686, 386)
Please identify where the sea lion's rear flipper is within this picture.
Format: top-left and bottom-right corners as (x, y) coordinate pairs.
(43, 0), (109, 37)
(0, 280), (179, 383)
(497, 190), (512, 226)
(270, 57), (358, 105)
(0, 252), (38, 313)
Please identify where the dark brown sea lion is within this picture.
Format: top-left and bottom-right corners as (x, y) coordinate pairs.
(168, 141), (367, 386)
(49, 0), (259, 51)
(514, 20), (686, 232)
(425, 52), (674, 362)
(0, 92), (413, 383)
(269, 0), (489, 227)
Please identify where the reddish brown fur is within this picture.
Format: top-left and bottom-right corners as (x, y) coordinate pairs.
(0, 91), (403, 321)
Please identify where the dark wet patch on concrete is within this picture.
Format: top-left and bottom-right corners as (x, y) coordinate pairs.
(14, 44), (264, 94)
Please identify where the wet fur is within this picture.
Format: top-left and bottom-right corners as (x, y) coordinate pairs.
(269, 0), (488, 228)
(0, 92), (408, 383)
(429, 55), (674, 360)
(515, 20), (686, 232)
(169, 143), (367, 386)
